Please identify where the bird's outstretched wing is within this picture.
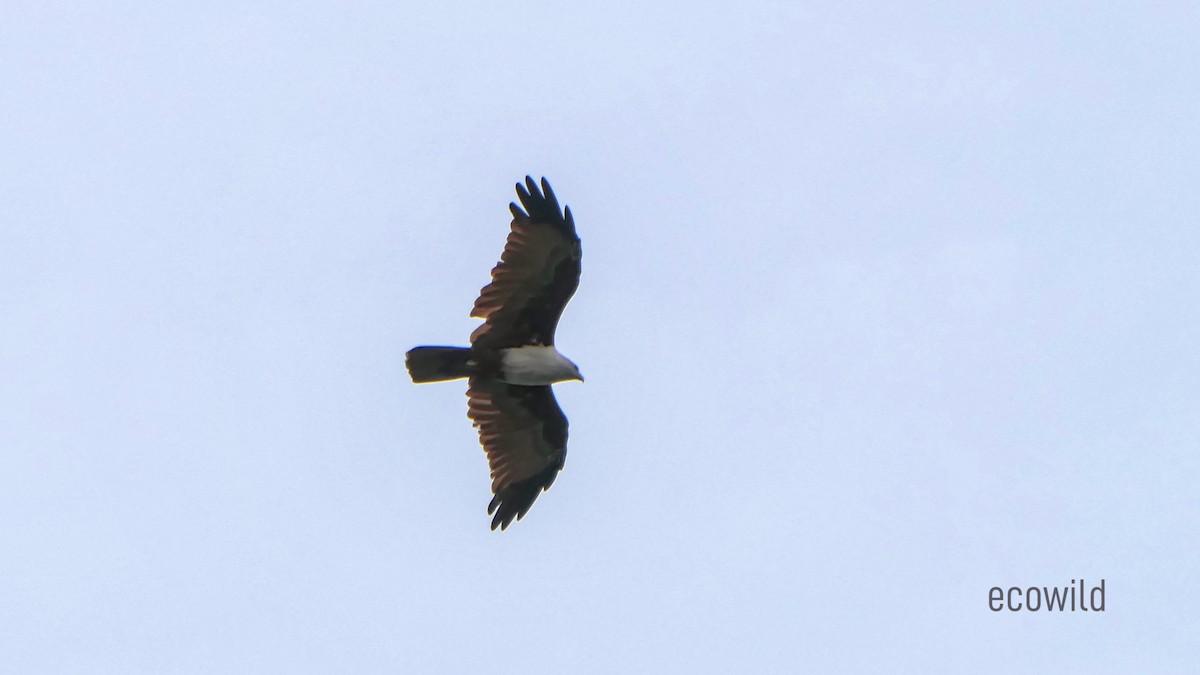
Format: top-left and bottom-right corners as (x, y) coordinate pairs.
(466, 378), (568, 530)
(470, 177), (581, 348)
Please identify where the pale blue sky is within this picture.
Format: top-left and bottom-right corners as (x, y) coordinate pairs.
(2, 2), (1198, 673)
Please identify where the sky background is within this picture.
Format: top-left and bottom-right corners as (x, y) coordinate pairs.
(2, 1), (1198, 672)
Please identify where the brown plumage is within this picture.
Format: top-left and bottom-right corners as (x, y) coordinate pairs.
(470, 178), (581, 348)
(466, 378), (568, 529)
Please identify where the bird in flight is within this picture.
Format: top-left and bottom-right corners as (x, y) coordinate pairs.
(406, 177), (584, 530)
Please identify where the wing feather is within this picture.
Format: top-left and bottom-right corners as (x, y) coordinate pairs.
(466, 378), (568, 530)
(470, 177), (581, 348)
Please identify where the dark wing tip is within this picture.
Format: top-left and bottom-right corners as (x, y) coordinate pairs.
(487, 486), (535, 531)
(488, 492), (524, 531)
(514, 179), (531, 203)
(486, 463), (561, 531)
(512, 175), (573, 237)
(539, 177), (560, 212)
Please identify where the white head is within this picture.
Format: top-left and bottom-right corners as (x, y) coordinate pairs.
(501, 345), (585, 385)
(546, 349), (584, 383)
(563, 358), (584, 383)
(542, 347), (584, 383)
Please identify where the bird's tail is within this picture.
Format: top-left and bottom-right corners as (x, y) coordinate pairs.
(405, 346), (472, 383)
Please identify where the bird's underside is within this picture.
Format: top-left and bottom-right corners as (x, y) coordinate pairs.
(405, 176), (583, 530)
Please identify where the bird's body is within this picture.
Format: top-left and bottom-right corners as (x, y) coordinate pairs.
(498, 345), (582, 386)
(406, 177), (583, 530)
(404, 344), (580, 386)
